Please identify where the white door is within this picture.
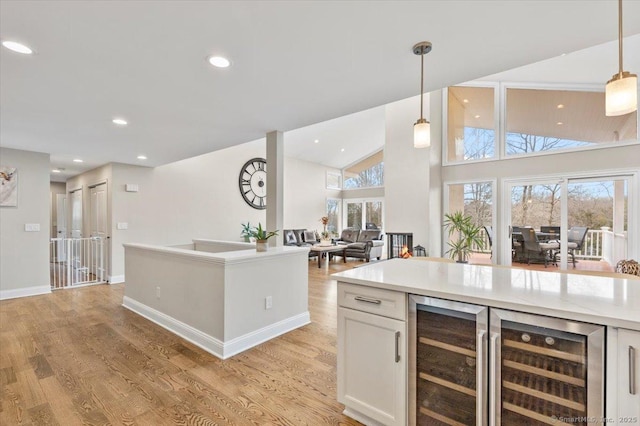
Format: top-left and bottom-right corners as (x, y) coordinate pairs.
(90, 183), (107, 239)
(337, 307), (406, 426)
(55, 193), (67, 262)
(617, 329), (640, 420)
(70, 189), (83, 238)
(90, 183), (107, 279)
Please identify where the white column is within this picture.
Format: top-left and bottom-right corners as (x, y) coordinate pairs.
(266, 131), (284, 247)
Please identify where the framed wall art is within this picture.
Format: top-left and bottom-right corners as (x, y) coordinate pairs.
(0, 166), (18, 207)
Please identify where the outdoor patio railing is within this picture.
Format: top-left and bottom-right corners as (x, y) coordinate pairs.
(473, 228), (608, 260)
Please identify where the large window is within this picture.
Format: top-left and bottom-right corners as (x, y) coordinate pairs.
(326, 198), (341, 234)
(446, 182), (493, 256)
(445, 84), (638, 164)
(344, 198), (384, 230)
(446, 86), (496, 162)
(343, 151), (384, 189)
(505, 87), (637, 156)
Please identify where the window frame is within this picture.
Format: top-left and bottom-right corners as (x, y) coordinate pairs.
(443, 81), (639, 166)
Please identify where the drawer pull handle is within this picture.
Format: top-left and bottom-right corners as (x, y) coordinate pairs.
(630, 346), (637, 395)
(395, 331), (400, 363)
(354, 296), (382, 305)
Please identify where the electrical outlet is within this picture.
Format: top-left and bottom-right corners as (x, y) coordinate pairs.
(265, 296), (272, 310)
(24, 223), (40, 232)
(156, 286), (161, 298)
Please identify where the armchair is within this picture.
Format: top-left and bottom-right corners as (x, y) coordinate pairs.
(521, 227), (559, 267)
(567, 226), (589, 268)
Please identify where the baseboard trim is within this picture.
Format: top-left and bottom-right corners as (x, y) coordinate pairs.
(0, 285), (51, 301)
(122, 296), (310, 359)
(109, 275), (125, 284)
(223, 312), (311, 359)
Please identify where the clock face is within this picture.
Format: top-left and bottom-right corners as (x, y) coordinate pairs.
(239, 158), (267, 210)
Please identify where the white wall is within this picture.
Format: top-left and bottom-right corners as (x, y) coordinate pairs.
(0, 148), (51, 299)
(100, 139), (339, 278)
(384, 95), (431, 250)
(283, 156), (341, 233)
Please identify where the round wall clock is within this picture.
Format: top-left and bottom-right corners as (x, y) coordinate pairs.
(239, 157), (267, 210)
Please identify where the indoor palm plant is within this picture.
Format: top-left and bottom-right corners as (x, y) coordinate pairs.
(443, 211), (484, 263)
(249, 223), (278, 252)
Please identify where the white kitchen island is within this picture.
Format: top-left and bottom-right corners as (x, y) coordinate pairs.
(332, 258), (640, 426)
(123, 240), (310, 360)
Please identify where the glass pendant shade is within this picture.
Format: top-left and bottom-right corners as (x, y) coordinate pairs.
(414, 119), (430, 148)
(605, 72), (638, 116)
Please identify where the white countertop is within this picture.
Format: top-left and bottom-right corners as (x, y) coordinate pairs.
(332, 259), (640, 331)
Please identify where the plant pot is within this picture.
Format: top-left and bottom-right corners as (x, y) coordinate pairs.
(256, 240), (268, 252)
(319, 238), (332, 246)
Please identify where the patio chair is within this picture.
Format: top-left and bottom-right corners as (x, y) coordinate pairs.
(511, 226), (524, 262)
(521, 227), (559, 267)
(567, 226), (589, 268)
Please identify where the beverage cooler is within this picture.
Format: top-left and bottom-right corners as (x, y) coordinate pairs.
(409, 296), (605, 426)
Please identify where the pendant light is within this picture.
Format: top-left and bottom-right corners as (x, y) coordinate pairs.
(413, 41), (432, 148)
(605, 0), (637, 116)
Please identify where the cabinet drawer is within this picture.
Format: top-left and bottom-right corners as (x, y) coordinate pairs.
(338, 282), (406, 320)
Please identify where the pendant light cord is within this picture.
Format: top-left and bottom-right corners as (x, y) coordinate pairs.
(618, 0), (623, 76)
(420, 49), (424, 120)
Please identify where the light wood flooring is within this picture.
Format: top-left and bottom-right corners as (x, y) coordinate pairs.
(0, 259), (367, 426)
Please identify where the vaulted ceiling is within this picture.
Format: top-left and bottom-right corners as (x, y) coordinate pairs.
(1, 1), (639, 181)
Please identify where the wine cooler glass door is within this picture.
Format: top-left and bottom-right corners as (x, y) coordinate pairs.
(490, 309), (604, 426)
(409, 295), (488, 426)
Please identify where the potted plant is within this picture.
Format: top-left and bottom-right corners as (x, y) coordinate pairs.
(319, 216), (331, 246)
(443, 211), (484, 263)
(241, 222), (255, 242)
(249, 223), (278, 252)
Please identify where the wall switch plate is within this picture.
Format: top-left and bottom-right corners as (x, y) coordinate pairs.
(25, 223), (40, 232)
(156, 286), (161, 298)
(117, 222), (128, 230)
(125, 184), (139, 192)
(265, 296), (273, 310)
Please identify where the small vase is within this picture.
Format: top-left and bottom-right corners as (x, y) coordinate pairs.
(256, 240), (268, 252)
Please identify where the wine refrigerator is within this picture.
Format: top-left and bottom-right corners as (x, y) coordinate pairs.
(409, 296), (605, 426)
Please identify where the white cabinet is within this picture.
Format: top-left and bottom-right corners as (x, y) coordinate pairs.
(610, 328), (640, 423)
(337, 283), (406, 426)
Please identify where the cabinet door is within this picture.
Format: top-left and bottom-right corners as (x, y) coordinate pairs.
(338, 307), (406, 426)
(618, 329), (640, 420)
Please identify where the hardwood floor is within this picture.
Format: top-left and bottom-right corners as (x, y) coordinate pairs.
(0, 259), (367, 426)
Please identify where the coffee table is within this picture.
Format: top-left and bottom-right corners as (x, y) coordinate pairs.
(309, 244), (347, 268)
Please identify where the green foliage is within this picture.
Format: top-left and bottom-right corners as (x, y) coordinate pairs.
(249, 223), (278, 241)
(443, 211), (484, 263)
(240, 222), (255, 237)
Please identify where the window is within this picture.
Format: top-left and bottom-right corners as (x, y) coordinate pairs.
(326, 198), (341, 234)
(343, 151), (384, 189)
(446, 182), (493, 256)
(344, 198), (384, 230)
(446, 86), (496, 163)
(506, 87), (637, 156)
(326, 172), (341, 190)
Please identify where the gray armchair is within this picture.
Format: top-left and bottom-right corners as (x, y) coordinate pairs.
(521, 227), (559, 267)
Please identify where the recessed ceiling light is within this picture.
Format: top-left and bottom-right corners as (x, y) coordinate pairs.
(208, 56), (230, 68)
(557, 104), (565, 109)
(112, 118), (128, 126)
(52, 169), (61, 173)
(474, 114), (480, 119)
(2, 40), (33, 54)
(463, 99), (469, 103)
(557, 121), (564, 125)
(341, 148), (345, 152)
(73, 159), (83, 163)
(314, 139), (319, 144)
(137, 155), (147, 160)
